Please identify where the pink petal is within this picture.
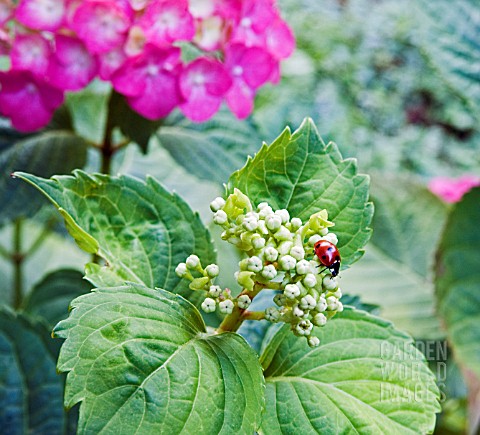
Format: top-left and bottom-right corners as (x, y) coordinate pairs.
(11, 33), (51, 77)
(138, 0), (195, 46)
(429, 176), (480, 203)
(98, 47), (127, 80)
(112, 44), (182, 97)
(15, 0), (65, 31)
(266, 18), (295, 60)
(70, 0), (132, 54)
(225, 78), (254, 119)
(0, 0), (14, 24)
(47, 35), (98, 91)
(0, 70), (64, 131)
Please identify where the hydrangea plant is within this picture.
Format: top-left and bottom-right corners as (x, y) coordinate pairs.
(13, 118), (441, 433)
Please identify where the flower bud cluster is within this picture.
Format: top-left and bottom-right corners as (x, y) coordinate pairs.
(210, 189), (344, 347)
(176, 254), (252, 315)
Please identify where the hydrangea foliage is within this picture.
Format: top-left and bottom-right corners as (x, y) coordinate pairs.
(0, 0), (294, 131)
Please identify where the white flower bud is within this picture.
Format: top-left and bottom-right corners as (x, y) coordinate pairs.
(208, 285), (222, 297)
(265, 214), (282, 231)
(205, 264), (219, 278)
(201, 298), (216, 313)
(247, 256), (263, 272)
(295, 319), (313, 336)
(257, 220), (269, 234)
(326, 296), (339, 310)
(277, 241), (293, 255)
(210, 197), (226, 212)
(258, 205), (274, 218)
(284, 283), (301, 299)
(317, 296), (327, 312)
(292, 304), (304, 317)
(313, 312), (327, 326)
(275, 209), (290, 224)
(308, 234), (322, 245)
(290, 217), (302, 230)
(257, 202), (269, 210)
(333, 288), (342, 298)
(303, 273), (317, 288)
(295, 259), (311, 275)
(186, 255), (200, 269)
(265, 306), (281, 322)
(243, 213), (259, 231)
(213, 210), (228, 225)
(219, 299), (234, 314)
(319, 227), (329, 236)
(300, 294), (317, 310)
(251, 235), (266, 250)
(336, 301), (344, 312)
(322, 276), (338, 291)
(175, 262), (187, 277)
(279, 255), (297, 271)
(264, 247), (279, 262)
(274, 225), (293, 241)
(308, 336), (320, 347)
(237, 295), (252, 309)
(290, 246), (305, 261)
(261, 264), (277, 280)
(321, 233), (338, 245)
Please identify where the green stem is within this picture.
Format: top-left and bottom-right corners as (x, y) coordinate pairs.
(216, 284), (265, 333)
(13, 218), (24, 309)
(0, 243), (10, 260)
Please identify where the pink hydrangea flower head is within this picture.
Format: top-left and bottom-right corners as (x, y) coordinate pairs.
(112, 44), (182, 119)
(179, 57), (232, 122)
(138, 0), (195, 47)
(0, 70), (64, 131)
(0, 0), (14, 24)
(47, 35), (98, 91)
(10, 33), (51, 77)
(266, 17), (295, 60)
(69, 0), (132, 54)
(232, 0), (277, 46)
(429, 175), (480, 203)
(15, 0), (65, 31)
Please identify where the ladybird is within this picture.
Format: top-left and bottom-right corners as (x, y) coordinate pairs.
(314, 240), (341, 277)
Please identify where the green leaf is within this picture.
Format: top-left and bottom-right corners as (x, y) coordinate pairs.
(55, 284), (265, 434)
(0, 307), (66, 434)
(65, 84), (110, 144)
(416, 0), (480, 116)
(158, 110), (261, 184)
(227, 117), (372, 266)
(13, 171), (215, 299)
(341, 175), (448, 339)
(436, 186), (480, 379)
(0, 131), (88, 226)
(22, 269), (92, 329)
(260, 309), (440, 434)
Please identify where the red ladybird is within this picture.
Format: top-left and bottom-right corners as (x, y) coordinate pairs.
(314, 240), (341, 277)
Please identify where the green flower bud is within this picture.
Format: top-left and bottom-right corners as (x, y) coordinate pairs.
(277, 241), (293, 256)
(307, 210), (334, 233)
(210, 197), (226, 212)
(237, 294), (252, 309)
(223, 188), (253, 220)
(236, 271), (255, 291)
(273, 293), (286, 306)
(273, 225), (293, 241)
(205, 264), (220, 278)
(308, 336), (320, 348)
(189, 277), (210, 290)
(201, 298), (217, 313)
(219, 299), (234, 314)
(265, 306), (281, 322)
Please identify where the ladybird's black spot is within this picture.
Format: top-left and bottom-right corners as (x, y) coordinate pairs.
(322, 255), (327, 259)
